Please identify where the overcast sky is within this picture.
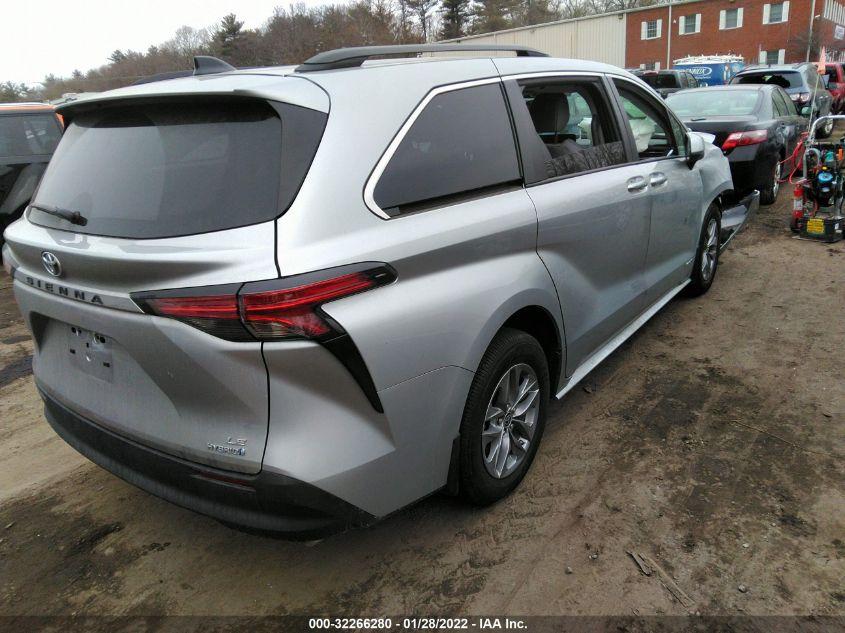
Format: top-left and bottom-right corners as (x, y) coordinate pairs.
(2, 0), (339, 86)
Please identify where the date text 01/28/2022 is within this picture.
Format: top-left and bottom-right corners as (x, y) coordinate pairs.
(307, 617), (528, 630)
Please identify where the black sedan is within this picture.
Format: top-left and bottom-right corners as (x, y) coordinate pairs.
(666, 85), (807, 204)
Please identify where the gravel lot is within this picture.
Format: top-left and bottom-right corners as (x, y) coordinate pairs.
(0, 193), (843, 622)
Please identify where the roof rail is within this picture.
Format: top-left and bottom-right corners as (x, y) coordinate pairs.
(193, 55), (236, 76)
(295, 44), (548, 72)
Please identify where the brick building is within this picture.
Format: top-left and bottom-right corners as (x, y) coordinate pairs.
(627, 0), (843, 69)
(443, 0), (845, 70)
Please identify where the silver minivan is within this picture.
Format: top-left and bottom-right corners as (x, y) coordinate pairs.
(3, 46), (757, 537)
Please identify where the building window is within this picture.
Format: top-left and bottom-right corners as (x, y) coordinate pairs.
(640, 61), (661, 70)
(764, 2), (790, 23)
(641, 19), (662, 40)
(720, 7), (744, 29)
(679, 14), (701, 34)
(759, 49), (786, 64)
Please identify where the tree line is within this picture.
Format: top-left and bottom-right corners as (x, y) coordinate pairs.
(3, 0), (662, 102)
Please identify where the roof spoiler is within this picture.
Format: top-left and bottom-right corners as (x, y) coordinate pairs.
(296, 44), (548, 73)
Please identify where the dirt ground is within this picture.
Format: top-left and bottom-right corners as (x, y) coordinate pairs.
(0, 192), (843, 623)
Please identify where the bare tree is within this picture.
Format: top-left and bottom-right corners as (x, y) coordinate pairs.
(407, 0), (439, 41)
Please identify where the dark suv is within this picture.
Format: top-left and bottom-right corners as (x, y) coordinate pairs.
(0, 103), (63, 247)
(632, 69), (700, 98)
(730, 63), (833, 136)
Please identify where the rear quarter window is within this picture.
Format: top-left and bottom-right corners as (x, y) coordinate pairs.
(372, 83), (521, 216)
(0, 113), (61, 157)
(29, 98), (326, 239)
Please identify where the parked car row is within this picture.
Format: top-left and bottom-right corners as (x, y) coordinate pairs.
(641, 61), (843, 205)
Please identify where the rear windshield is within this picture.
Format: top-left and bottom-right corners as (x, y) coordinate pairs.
(0, 113), (61, 157)
(29, 98), (325, 239)
(640, 73), (679, 89)
(666, 90), (760, 116)
(733, 71), (803, 89)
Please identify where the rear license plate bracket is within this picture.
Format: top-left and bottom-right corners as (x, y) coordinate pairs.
(67, 325), (113, 382)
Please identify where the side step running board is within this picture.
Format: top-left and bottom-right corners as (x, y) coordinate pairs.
(555, 279), (690, 400)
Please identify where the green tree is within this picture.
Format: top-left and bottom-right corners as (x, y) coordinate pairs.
(407, 0), (439, 41)
(440, 0), (471, 38)
(471, 0), (522, 34)
(213, 13), (245, 58)
(0, 81), (31, 103)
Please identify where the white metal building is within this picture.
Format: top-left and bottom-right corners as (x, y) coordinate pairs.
(441, 12), (629, 67)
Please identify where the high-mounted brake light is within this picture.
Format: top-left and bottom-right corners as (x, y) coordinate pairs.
(132, 264), (396, 342)
(722, 129), (768, 152)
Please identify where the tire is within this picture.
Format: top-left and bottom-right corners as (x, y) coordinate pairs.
(817, 115), (834, 139)
(759, 158), (782, 205)
(458, 328), (549, 506)
(685, 203), (721, 297)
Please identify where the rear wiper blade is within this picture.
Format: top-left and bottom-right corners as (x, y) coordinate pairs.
(29, 203), (88, 226)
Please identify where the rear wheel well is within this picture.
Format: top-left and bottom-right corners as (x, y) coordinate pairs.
(501, 306), (562, 392)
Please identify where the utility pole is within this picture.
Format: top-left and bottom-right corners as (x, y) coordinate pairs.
(806, 0), (817, 61)
(667, 0), (673, 69)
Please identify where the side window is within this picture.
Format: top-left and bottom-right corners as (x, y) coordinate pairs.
(777, 90), (797, 116)
(372, 83), (520, 215)
(773, 90), (791, 117)
(805, 68), (820, 91)
(613, 79), (679, 159)
(517, 78), (627, 180)
(668, 114), (689, 157)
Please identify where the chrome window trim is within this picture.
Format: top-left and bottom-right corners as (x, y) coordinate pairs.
(503, 70), (605, 82)
(611, 74), (683, 162)
(363, 76), (504, 220)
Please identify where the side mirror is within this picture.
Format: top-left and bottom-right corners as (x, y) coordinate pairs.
(801, 105), (813, 116)
(688, 132), (706, 168)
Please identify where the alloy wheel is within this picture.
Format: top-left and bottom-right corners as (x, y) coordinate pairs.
(701, 217), (718, 282)
(772, 161), (781, 199)
(482, 363), (540, 479)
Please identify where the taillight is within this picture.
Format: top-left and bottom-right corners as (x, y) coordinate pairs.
(133, 264), (396, 342)
(790, 92), (811, 104)
(139, 287), (250, 341)
(722, 129), (768, 151)
(241, 272), (379, 340)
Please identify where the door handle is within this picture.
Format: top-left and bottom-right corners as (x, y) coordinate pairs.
(627, 176), (648, 192)
(649, 172), (668, 187)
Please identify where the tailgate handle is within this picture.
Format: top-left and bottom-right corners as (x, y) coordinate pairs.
(627, 176), (648, 193)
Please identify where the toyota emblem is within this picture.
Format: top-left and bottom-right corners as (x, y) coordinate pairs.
(41, 251), (62, 277)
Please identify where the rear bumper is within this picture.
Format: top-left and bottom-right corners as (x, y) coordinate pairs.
(727, 148), (772, 196)
(40, 386), (375, 539)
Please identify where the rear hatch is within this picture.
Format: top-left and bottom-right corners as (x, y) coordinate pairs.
(3, 76), (328, 474)
(639, 72), (681, 98)
(732, 70), (807, 101)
